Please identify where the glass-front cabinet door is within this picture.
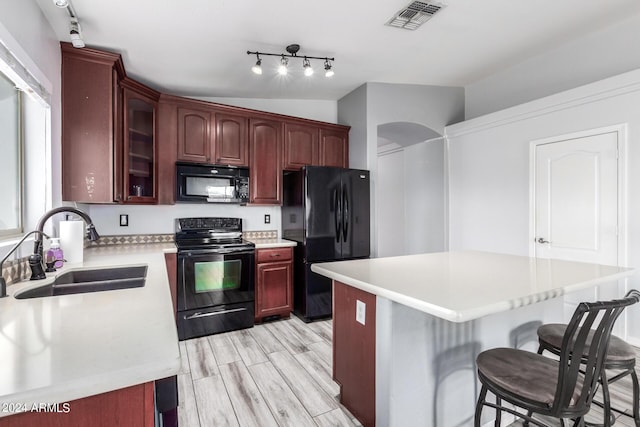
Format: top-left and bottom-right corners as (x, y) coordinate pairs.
(123, 87), (157, 203)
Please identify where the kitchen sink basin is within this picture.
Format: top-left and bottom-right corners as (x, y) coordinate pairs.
(14, 265), (147, 299)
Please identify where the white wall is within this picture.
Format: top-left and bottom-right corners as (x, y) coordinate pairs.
(447, 69), (640, 343)
(86, 204), (281, 235)
(339, 82), (464, 257)
(465, 13), (640, 119)
(377, 139), (446, 257)
(377, 150), (405, 257)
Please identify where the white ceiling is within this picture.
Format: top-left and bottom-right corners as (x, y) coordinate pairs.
(36, 0), (640, 101)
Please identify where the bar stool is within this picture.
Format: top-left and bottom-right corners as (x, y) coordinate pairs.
(475, 291), (640, 427)
(537, 323), (640, 426)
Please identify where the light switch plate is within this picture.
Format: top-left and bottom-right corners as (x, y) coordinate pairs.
(356, 300), (366, 325)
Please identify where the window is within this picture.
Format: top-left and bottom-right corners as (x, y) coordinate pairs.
(0, 70), (22, 237)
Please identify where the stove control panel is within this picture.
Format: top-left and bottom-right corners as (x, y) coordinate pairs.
(176, 217), (242, 232)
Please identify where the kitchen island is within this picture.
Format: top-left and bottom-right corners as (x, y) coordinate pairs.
(0, 243), (180, 425)
(311, 250), (634, 427)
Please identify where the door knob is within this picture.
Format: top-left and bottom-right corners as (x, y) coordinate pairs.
(537, 237), (550, 244)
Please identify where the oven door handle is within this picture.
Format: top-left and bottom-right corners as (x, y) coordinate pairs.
(179, 248), (255, 257)
(185, 307), (248, 320)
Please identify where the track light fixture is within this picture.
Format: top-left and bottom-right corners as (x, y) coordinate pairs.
(324, 59), (334, 78)
(277, 56), (289, 76)
(52, 0), (85, 48)
(251, 54), (262, 75)
(247, 44), (335, 78)
(69, 18), (85, 48)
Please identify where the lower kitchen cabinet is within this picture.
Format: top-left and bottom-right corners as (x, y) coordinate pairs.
(255, 247), (293, 321)
(0, 383), (155, 427)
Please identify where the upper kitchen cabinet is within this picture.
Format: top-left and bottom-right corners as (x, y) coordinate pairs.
(176, 104), (249, 167)
(61, 42), (125, 203)
(249, 118), (282, 205)
(177, 106), (213, 163)
(61, 43), (161, 204)
(283, 122), (319, 170)
(215, 113), (249, 167)
(319, 127), (349, 168)
(121, 78), (160, 203)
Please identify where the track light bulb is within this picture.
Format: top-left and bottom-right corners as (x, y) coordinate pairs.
(278, 56), (288, 76)
(251, 59), (262, 75)
(53, 0), (69, 7)
(324, 60), (334, 77)
(303, 58), (313, 76)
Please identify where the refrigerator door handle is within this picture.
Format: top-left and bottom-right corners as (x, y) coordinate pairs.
(334, 187), (341, 243)
(342, 183), (349, 242)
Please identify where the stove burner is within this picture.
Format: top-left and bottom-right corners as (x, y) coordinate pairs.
(174, 217), (254, 251)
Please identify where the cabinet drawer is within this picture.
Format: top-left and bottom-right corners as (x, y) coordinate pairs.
(257, 247), (292, 263)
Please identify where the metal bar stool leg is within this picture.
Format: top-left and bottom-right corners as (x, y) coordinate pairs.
(600, 369), (613, 427)
(495, 396), (502, 427)
(475, 385), (488, 427)
(631, 369), (640, 427)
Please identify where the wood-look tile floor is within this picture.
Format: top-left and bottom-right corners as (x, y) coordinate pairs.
(178, 316), (640, 427)
(177, 316), (361, 427)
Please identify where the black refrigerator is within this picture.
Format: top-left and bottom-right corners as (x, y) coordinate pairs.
(282, 166), (370, 321)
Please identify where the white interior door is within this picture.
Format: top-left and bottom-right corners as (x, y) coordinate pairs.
(534, 130), (619, 320)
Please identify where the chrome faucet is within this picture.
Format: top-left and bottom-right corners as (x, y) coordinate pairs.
(0, 230), (50, 298)
(31, 207), (100, 280)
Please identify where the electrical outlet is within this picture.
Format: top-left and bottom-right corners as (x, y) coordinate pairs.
(356, 300), (366, 325)
(264, 214), (270, 224)
(119, 214), (129, 226)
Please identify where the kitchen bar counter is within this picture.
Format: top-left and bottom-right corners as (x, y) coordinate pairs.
(0, 243), (180, 417)
(311, 251), (635, 426)
(311, 250), (633, 322)
(247, 238), (297, 249)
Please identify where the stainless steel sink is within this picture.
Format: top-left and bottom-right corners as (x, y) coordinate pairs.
(14, 265), (147, 299)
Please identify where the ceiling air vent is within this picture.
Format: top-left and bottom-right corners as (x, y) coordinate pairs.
(386, 1), (446, 30)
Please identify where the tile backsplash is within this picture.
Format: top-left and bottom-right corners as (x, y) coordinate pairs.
(2, 230), (278, 287)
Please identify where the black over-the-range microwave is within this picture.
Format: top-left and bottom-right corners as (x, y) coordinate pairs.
(176, 162), (249, 204)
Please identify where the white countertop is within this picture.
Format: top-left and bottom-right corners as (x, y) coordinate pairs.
(311, 251), (635, 322)
(0, 243), (180, 415)
(248, 238), (297, 249)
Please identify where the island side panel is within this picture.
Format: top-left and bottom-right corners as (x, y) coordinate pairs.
(333, 281), (376, 427)
(0, 382), (154, 426)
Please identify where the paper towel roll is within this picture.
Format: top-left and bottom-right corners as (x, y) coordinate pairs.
(60, 220), (85, 264)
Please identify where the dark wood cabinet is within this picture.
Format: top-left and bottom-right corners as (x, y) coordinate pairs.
(61, 43), (125, 203)
(61, 44), (349, 205)
(333, 281), (376, 427)
(249, 118), (282, 205)
(122, 79), (158, 203)
(319, 127), (349, 168)
(215, 113), (249, 166)
(176, 107), (249, 167)
(255, 247), (293, 321)
(177, 107), (213, 163)
(283, 122), (319, 170)
(61, 43), (160, 204)
(0, 383), (155, 427)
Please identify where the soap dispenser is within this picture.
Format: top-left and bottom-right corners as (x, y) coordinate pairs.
(47, 238), (64, 269)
